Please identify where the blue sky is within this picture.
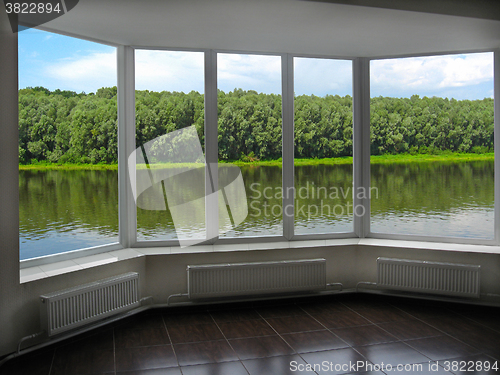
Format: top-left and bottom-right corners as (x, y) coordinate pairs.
(19, 29), (494, 100)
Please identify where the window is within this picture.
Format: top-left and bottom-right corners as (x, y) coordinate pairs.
(294, 57), (354, 235)
(370, 52), (495, 240)
(134, 50), (205, 243)
(18, 44), (499, 267)
(18, 29), (118, 260)
(217, 53), (283, 238)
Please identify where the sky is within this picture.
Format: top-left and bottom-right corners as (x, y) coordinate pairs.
(19, 28), (494, 100)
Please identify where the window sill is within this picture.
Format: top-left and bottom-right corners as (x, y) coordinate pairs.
(20, 238), (500, 283)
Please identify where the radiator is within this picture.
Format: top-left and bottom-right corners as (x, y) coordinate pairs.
(377, 258), (480, 298)
(187, 259), (326, 299)
(40, 272), (140, 336)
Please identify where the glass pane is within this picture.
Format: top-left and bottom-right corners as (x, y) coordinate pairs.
(18, 29), (118, 260)
(294, 58), (353, 234)
(218, 53), (283, 238)
(370, 52), (494, 239)
(135, 50), (205, 243)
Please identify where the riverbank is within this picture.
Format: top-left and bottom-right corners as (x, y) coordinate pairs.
(228, 152), (494, 166)
(19, 152), (494, 170)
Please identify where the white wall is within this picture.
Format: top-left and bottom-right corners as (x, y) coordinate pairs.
(0, 10), (148, 357)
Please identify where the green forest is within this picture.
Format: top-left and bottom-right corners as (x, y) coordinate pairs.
(18, 86), (494, 164)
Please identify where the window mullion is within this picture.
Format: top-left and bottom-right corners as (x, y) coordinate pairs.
(282, 54), (294, 240)
(205, 49), (219, 243)
(353, 57), (371, 238)
(494, 50), (500, 244)
(117, 45), (137, 248)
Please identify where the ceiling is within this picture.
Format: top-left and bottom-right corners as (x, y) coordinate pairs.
(304, 0), (500, 21)
(40, 0), (500, 58)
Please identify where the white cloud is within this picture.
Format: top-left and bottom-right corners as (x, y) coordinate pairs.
(135, 50), (205, 93)
(44, 50), (117, 93)
(218, 54), (282, 94)
(40, 48), (493, 99)
(294, 57), (352, 96)
(371, 53), (494, 99)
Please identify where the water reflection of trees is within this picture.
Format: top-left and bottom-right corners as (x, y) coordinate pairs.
(371, 161), (494, 214)
(20, 161), (494, 242)
(19, 169), (118, 238)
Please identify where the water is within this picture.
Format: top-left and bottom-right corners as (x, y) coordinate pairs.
(19, 161), (494, 260)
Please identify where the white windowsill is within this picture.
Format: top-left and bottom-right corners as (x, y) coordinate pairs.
(19, 238), (500, 283)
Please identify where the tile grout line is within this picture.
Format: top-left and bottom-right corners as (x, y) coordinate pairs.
(388, 303), (496, 359)
(161, 313), (184, 374)
(47, 348), (56, 375)
(373, 302), (488, 371)
(340, 302), (442, 375)
(256, 302), (325, 375)
(112, 328), (117, 375)
(208, 308), (251, 375)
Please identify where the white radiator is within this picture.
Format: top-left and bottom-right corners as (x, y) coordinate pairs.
(187, 259), (326, 299)
(40, 272), (140, 336)
(377, 258), (480, 298)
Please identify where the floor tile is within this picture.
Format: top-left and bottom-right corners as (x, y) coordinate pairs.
(256, 304), (307, 318)
(174, 340), (238, 366)
(163, 312), (213, 326)
(398, 305), (460, 321)
(433, 326), (500, 359)
(339, 296), (388, 311)
(313, 310), (372, 329)
(423, 316), (486, 337)
(457, 308), (500, 332)
(117, 314), (166, 331)
(0, 349), (54, 375)
(264, 315), (324, 334)
(115, 327), (171, 348)
(115, 345), (178, 372)
(354, 342), (431, 367)
(332, 325), (399, 346)
(377, 319), (442, 340)
(181, 360), (249, 375)
(298, 301), (350, 315)
(210, 308), (261, 323)
(229, 335), (295, 360)
(406, 336), (480, 361)
(354, 306), (413, 323)
(217, 319), (275, 339)
(3, 294), (500, 375)
(51, 348), (115, 375)
(62, 329), (115, 353)
(282, 330), (349, 353)
(300, 347), (367, 375)
(116, 368), (182, 375)
(243, 354), (311, 375)
(167, 323), (224, 344)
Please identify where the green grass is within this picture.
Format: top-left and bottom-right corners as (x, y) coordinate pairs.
(228, 152), (494, 166)
(370, 152), (494, 164)
(20, 152), (494, 170)
(19, 162), (118, 171)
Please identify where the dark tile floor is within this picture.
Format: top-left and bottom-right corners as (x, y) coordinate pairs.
(1, 293), (499, 375)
